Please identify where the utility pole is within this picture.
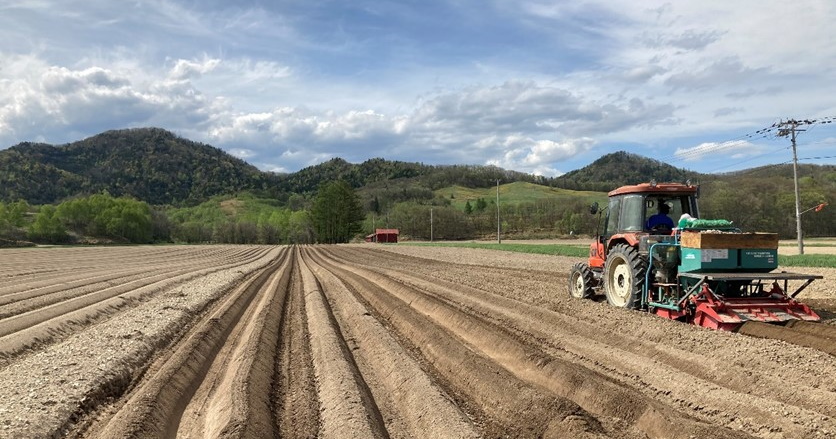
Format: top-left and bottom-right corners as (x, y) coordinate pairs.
(430, 207), (433, 242)
(777, 119), (807, 255)
(496, 179), (501, 244)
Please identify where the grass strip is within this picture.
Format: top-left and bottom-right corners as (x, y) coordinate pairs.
(778, 254), (836, 268)
(402, 242), (589, 258)
(779, 243), (836, 248)
(401, 242), (836, 268)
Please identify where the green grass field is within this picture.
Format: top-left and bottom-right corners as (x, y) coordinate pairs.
(404, 242), (836, 268)
(779, 243), (836, 247)
(437, 182), (606, 210)
(777, 254), (836, 268)
(406, 241), (589, 257)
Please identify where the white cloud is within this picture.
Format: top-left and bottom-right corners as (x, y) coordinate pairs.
(229, 148), (255, 159)
(674, 140), (757, 162)
(2, 0), (836, 176)
(0, 53), (229, 143)
(200, 80), (670, 173)
(485, 136), (594, 176)
(168, 57), (221, 80)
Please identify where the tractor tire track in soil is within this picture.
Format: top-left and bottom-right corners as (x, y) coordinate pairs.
(0, 244), (835, 438)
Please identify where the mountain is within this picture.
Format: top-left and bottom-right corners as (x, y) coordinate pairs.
(553, 151), (701, 191)
(275, 157), (435, 194)
(0, 127), (552, 205)
(275, 158), (546, 194)
(3, 128), (828, 213)
(0, 128), (274, 205)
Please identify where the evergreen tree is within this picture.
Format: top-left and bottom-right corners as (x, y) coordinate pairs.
(310, 181), (364, 244)
(370, 195), (381, 214)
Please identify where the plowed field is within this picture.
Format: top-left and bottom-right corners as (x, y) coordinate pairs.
(1, 244), (835, 438)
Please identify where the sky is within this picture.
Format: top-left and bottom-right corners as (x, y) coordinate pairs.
(1, 0), (835, 177)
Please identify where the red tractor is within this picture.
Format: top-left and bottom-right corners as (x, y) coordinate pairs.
(569, 181), (820, 330)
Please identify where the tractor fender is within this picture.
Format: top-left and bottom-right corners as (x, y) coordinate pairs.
(606, 234), (641, 252)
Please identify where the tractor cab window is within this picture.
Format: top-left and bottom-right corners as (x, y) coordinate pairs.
(645, 197), (688, 232)
(606, 194), (644, 235)
(620, 195), (645, 232)
(604, 197), (621, 238)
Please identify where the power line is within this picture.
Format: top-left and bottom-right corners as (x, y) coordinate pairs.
(798, 155), (836, 161)
(658, 116), (836, 173)
(655, 127), (776, 164)
(652, 120), (789, 166)
(705, 145), (791, 174)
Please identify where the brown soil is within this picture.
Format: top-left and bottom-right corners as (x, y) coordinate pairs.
(0, 244), (835, 438)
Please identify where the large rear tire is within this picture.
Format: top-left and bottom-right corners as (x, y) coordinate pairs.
(604, 244), (646, 309)
(568, 262), (594, 299)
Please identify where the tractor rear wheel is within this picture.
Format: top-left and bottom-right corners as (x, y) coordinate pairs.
(568, 262), (595, 299)
(604, 243), (646, 309)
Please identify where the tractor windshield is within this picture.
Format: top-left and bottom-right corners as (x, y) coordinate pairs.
(644, 196), (693, 231)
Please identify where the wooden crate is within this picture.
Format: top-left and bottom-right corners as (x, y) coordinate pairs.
(680, 231), (778, 249)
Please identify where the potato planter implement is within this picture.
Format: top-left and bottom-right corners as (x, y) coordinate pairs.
(569, 182), (821, 331)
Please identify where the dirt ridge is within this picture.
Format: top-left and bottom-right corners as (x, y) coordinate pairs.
(1, 244), (834, 439)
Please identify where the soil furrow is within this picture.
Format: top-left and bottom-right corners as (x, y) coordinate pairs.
(308, 248), (616, 439)
(737, 321), (836, 356)
(0, 247), (245, 299)
(314, 247), (749, 439)
(88, 249), (288, 438)
(303, 247), (481, 439)
(0, 248), (274, 363)
(275, 250), (320, 438)
(1, 244), (835, 439)
(328, 246), (836, 438)
(785, 319), (836, 340)
(176, 250), (293, 438)
(0, 246), (281, 438)
(297, 250), (388, 439)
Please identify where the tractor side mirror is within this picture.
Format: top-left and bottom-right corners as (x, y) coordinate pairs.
(589, 202), (599, 215)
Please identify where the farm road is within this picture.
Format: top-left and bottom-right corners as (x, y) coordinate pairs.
(0, 245), (835, 438)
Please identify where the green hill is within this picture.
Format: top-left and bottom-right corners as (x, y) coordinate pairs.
(554, 151), (701, 191)
(438, 182), (605, 210)
(0, 128), (274, 205)
(1, 127), (834, 241)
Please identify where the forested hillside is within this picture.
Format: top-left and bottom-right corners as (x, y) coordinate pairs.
(553, 151), (698, 191)
(699, 164), (836, 238)
(0, 128), (274, 205)
(277, 157), (545, 194)
(0, 127), (834, 245)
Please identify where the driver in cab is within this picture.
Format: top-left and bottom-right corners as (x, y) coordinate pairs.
(646, 203), (674, 231)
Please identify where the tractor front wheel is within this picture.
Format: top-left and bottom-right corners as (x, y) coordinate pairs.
(568, 262), (595, 299)
(604, 244), (646, 309)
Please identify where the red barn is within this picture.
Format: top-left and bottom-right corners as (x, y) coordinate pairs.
(367, 228), (399, 243)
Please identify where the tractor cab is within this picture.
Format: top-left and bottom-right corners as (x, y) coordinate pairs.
(590, 182), (699, 268)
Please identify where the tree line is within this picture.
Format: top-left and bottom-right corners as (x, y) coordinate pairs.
(0, 181), (365, 246)
(2, 172), (833, 247)
(373, 197), (597, 241)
